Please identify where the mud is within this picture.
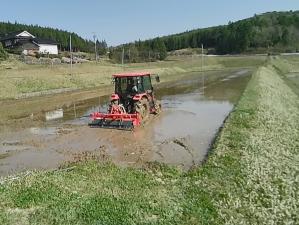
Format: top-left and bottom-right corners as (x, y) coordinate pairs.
(0, 69), (251, 175)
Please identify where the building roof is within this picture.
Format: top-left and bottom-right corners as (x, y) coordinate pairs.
(112, 72), (151, 78)
(32, 38), (58, 45)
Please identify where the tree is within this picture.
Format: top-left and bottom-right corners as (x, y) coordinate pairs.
(97, 40), (107, 55)
(152, 38), (167, 60)
(127, 44), (139, 63)
(281, 28), (290, 45)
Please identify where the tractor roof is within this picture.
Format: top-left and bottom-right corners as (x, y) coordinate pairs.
(112, 72), (151, 78)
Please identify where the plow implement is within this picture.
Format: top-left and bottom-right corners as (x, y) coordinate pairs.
(88, 112), (141, 130)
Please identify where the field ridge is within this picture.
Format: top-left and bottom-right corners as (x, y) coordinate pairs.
(196, 63), (299, 224)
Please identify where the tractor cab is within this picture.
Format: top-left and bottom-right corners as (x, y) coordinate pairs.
(114, 73), (153, 95)
(112, 72), (154, 113)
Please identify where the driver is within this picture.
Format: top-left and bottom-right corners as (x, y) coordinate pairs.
(132, 83), (138, 92)
(127, 78), (138, 93)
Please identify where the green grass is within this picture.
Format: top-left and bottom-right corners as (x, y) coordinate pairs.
(195, 63), (299, 224)
(0, 55), (265, 99)
(0, 59), (298, 224)
(0, 163), (187, 225)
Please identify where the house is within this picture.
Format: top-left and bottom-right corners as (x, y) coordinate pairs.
(0, 30), (58, 55)
(32, 38), (58, 55)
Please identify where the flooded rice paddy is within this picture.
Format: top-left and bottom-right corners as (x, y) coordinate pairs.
(0, 69), (252, 175)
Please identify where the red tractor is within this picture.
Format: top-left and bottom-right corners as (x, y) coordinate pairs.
(89, 72), (161, 129)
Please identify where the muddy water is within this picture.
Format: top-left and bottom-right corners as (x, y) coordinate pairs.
(0, 69), (251, 175)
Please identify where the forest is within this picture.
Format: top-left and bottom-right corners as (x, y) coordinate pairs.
(109, 10), (299, 62)
(161, 10), (299, 54)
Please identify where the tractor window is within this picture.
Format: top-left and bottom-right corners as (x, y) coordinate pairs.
(142, 75), (152, 91)
(115, 77), (142, 94)
(115, 77), (128, 94)
(135, 77), (143, 93)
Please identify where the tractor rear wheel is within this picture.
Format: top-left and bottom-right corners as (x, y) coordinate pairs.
(136, 98), (150, 123)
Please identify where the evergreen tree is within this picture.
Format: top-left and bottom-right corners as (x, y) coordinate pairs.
(153, 38), (167, 60)
(97, 40), (108, 55)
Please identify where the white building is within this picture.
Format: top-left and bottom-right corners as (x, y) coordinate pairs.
(0, 30), (59, 55)
(32, 38), (58, 55)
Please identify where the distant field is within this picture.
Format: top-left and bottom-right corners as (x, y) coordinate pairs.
(0, 55), (266, 99)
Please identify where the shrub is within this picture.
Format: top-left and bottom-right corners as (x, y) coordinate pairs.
(0, 43), (8, 61)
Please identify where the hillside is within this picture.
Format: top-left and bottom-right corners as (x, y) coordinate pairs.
(161, 10), (299, 54)
(109, 11), (299, 62)
(0, 22), (94, 52)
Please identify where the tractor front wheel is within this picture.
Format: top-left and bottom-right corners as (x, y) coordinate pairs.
(136, 98), (150, 123)
(154, 100), (162, 114)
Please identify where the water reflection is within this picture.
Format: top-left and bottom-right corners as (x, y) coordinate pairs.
(45, 109), (63, 121)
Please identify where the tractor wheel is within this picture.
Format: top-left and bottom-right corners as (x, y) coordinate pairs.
(136, 98), (150, 123)
(154, 100), (162, 114)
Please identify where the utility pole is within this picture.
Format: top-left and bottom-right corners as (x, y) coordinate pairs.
(93, 33), (97, 62)
(122, 47), (125, 65)
(128, 48), (131, 63)
(201, 43), (204, 95)
(70, 34), (72, 75)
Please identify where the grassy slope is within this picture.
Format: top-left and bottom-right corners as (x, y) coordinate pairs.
(190, 63), (299, 224)
(0, 55), (264, 99)
(0, 59), (298, 224)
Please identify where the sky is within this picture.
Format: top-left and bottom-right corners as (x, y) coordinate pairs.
(0, 0), (298, 46)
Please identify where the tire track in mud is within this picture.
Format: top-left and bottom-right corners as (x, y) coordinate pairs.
(155, 136), (196, 168)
